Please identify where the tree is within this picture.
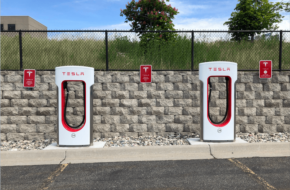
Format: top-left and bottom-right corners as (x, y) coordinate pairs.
(278, 0), (290, 12)
(224, 0), (284, 42)
(120, 0), (179, 48)
(283, 1), (290, 12)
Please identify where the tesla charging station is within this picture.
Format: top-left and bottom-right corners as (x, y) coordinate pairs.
(199, 61), (237, 142)
(55, 66), (94, 146)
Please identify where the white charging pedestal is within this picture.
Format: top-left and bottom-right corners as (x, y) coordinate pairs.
(55, 66), (94, 146)
(199, 61), (237, 142)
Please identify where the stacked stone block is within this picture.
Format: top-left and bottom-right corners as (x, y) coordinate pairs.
(1, 71), (290, 141)
(91, 71), (200, 139)
(1, 71), (56, 141)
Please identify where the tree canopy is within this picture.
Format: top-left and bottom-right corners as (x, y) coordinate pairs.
(284, 1), (290, 12)
(120, 0), (179, 47)
(224, 0), (284, 41)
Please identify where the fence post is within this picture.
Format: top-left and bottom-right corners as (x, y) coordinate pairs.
(191, 31), (194, 71)
(105, 30), (109, 71)
(279, 30), (282, 72)
(19, 30), (23, 71)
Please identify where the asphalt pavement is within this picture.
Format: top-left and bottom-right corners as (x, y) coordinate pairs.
(1, 157), (290, 190)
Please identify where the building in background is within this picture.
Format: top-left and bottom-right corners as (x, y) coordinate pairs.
(0, 16), (47, 39)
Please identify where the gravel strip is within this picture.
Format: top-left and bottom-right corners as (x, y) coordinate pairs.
(101, 134), (192, 148)
(1, 132), (289, 151)
(0, 139), (53, 151)
(237, 132), (290, 143)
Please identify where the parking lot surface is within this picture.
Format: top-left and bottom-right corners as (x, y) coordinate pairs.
(1, 157), (290, 190)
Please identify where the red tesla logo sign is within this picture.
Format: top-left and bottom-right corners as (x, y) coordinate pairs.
(209, 67), (230, 71)
(62, 72), (84, 76)
(140, 65), (152, 83)
(259, 60), (272, 79)
(23, 69), (36, 87)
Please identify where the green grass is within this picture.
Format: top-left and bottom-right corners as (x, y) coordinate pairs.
(1, 33), (290, 70)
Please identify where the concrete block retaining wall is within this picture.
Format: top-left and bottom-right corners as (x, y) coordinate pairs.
(1, 71), (290, 141)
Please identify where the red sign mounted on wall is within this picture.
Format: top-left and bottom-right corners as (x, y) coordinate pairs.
(259, 60), (272, 79)
(23, 69), (36, 87)
(140, 65), (152, 83)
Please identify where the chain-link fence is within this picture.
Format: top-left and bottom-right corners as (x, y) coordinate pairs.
(1, 30), (289, 71)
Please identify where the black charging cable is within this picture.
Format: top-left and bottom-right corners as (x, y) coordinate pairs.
(208, 77), (229, 124)
(63, 81), (85, 128)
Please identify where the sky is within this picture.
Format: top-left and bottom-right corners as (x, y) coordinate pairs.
(1, 0), (289, 31)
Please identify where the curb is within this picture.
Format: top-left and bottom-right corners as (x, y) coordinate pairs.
(1, 143), (290, 166)
(63, 145), (212, 164)
(210, 142), (290, 159)
(0, 149), (65, 166)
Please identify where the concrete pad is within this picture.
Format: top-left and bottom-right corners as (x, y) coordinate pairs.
(187, 138), (247, 145)
(43, 142), (106, 150)
(210, 142), (290, 159)
(0, 150), (65, 166)
(62, 145), (212, 164)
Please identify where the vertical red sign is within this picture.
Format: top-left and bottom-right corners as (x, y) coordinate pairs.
(23, 69), (36, 87)
(259, 60), (272, 79)
(140, 65), (152, 83)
